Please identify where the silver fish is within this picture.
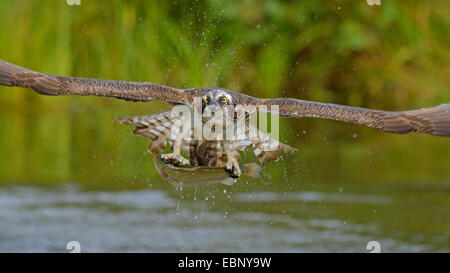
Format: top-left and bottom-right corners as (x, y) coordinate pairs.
(154, 155), (262, 186)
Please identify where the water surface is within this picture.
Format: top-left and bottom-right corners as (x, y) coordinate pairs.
(0, 181), (447, 252)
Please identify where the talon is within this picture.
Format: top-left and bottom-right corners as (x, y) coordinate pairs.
(226, 166), (240, 179)
(226, 160), (241, 179)
(160, 156), (170, 165)
(223, 142), (241, 179)
(160, 153), (189, 166)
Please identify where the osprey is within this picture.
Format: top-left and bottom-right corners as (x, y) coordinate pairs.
(0, 59), (449, 178)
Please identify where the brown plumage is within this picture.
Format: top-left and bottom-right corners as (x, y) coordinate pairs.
(0, 59), (187, 103)
(254, 98), (450, 137)
(1, 59), (449, 177)
(1, 59), (448, 137)
(116, 111), (297, 168)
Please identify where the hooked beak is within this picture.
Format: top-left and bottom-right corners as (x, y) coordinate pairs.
(208, 104), (221, 112)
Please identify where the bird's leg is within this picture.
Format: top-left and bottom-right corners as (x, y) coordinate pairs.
(160, 136), (189, 166)
(223, 141), (241, 178)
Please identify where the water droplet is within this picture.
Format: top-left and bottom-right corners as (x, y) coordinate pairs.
(175, 200), (181, 216)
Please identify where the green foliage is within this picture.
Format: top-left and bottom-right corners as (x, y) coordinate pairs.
(0, 0), (449, 188)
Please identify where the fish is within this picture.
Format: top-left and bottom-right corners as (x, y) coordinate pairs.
(154, 155), (262, 186)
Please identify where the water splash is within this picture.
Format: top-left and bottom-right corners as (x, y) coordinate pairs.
(280, 154), (289, 184)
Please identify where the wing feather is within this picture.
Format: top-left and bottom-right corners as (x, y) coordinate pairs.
(116, 111), (181, 154)
(3, 59), (449, 137)
(0, 59), (187, 104)
(235, 95), (450, 137)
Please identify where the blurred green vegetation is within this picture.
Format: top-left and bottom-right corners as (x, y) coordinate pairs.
(0, 0), (449, 189)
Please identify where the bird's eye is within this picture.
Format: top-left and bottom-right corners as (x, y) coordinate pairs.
(220, 97), (227, 104)
(204, 96), (209, 104)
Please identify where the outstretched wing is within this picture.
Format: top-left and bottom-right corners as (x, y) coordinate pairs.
(231, 93), (450, 137)
(2, 59), (448, 136)
(0, 59), (188, 104)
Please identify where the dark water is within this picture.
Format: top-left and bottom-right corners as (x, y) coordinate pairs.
(0, 181), (448, 252)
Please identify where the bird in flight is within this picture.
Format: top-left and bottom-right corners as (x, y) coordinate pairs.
(0, 59), (449, 179)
